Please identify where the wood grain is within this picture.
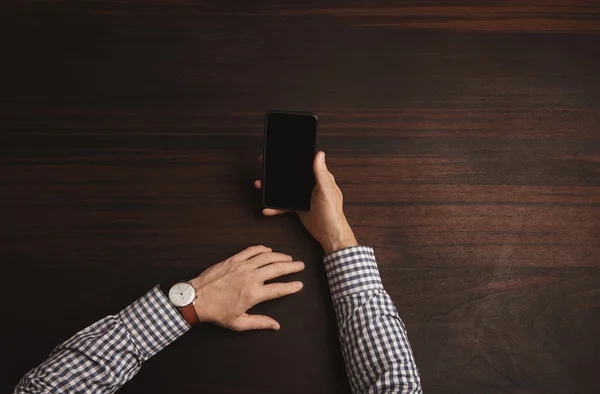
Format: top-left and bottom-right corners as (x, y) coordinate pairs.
(1, 1), (599, 393)
(385, 266), (600, 394)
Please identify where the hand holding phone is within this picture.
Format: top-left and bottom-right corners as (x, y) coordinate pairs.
(256, 149), (358, 255)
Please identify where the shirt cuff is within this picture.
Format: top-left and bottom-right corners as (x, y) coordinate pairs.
(323, 246), (383, 301)
(118, 285), (190, 359)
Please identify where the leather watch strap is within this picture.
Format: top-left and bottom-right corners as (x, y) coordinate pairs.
(180, 303), (200, 326)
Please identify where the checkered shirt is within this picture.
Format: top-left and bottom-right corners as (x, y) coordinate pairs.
(324, 246), (422, 393)
(15, 246), (421, 393)
(14, 286), (190, 393)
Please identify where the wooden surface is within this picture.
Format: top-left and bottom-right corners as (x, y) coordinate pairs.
(1, 1), (600, 393)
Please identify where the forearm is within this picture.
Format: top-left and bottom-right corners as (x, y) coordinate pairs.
(324, 246), (422, 394)
(14, 286), (189, 394)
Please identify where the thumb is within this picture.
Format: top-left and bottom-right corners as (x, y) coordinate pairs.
(313, 151), (331, 186)
(235, 313), (280, 331)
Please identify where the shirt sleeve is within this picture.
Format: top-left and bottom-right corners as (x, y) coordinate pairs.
(324, 246), (422, 394)
(14, 286), (190, 394)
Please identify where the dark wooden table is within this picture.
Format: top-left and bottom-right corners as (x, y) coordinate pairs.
(1, 1), (599, 393)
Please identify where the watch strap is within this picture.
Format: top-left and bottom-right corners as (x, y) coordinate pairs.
(180, 303), (200, 326)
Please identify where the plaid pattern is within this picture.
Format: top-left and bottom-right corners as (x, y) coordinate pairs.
(324, 246), (422, 393)
(15, 246), (421, 394)
(14, 286), (189, 394)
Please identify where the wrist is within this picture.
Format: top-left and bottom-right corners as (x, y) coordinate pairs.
(188, 278), (210, 323)
(321, 222), (358, 255)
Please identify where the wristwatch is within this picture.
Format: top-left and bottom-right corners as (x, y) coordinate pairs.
(168, 282), (200, 326)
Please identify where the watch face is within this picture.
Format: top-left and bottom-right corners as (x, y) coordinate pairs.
(168, 282), (196, 308)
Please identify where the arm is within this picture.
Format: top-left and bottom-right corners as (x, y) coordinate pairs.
(14, 246), (305, 394)
(14, 287), (189, 394)
(324, 246), (421, 393)
(256, 151), (422, 393)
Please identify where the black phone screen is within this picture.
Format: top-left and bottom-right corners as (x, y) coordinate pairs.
(262, 111), (317, 210)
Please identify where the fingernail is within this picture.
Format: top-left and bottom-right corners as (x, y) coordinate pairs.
(297, 282), (304, 289)
(273, 324), (280, 330)
(287, 255), (293, 260)
(319, 152), (325, 162)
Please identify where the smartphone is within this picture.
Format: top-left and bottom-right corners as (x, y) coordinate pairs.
(262, 111), (318, 211)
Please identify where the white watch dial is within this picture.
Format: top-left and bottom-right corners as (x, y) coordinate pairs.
(168, 282), (196, 308)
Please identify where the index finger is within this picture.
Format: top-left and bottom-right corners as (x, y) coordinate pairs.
(262, 208), (289, 216)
